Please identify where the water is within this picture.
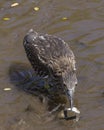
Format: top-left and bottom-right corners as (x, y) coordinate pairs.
(0, 0), (104, 130)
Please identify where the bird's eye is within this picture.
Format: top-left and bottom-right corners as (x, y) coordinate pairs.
(72, 70), (76, 74)
(75, 83), (77, 86)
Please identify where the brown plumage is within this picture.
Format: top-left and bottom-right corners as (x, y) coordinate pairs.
(23, 29), (79, 116)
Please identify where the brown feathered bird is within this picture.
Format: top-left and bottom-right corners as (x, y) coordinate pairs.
(23, 29), (80, 118)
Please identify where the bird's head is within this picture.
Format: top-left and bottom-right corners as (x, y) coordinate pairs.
(62, 67), (77, 109)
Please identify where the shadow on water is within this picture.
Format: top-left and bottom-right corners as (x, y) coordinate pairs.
(8, 62), (46, 96)
(8, 62), (69, 120)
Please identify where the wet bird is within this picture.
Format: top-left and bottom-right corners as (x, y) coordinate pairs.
(23, 29), (80, 118)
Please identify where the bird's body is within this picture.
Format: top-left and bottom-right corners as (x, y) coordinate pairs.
(23, 29), (80, 119)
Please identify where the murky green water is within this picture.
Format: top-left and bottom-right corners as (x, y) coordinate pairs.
(0, 0), (104, 130)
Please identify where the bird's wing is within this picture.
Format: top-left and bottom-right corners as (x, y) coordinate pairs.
(23, 32), (76, 76)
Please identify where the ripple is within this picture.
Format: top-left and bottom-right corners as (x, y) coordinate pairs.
(0, 0), (104, 129)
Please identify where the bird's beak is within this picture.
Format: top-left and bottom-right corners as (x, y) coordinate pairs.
(67, 89), (74, 110)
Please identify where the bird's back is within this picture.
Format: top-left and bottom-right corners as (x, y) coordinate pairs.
(23, 30), (76, 79)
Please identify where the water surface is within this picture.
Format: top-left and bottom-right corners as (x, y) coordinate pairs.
(0, 0), (104, 130)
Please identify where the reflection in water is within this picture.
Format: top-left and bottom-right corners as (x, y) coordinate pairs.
(8, 62), (79, 126)
(8, 62), (45, 95)
(8, 62), (67, 114)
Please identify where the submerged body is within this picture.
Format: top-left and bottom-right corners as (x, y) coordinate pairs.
(23, 29), (80, 118)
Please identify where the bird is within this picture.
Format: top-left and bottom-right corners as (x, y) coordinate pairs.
(23, 29), (80, 119)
